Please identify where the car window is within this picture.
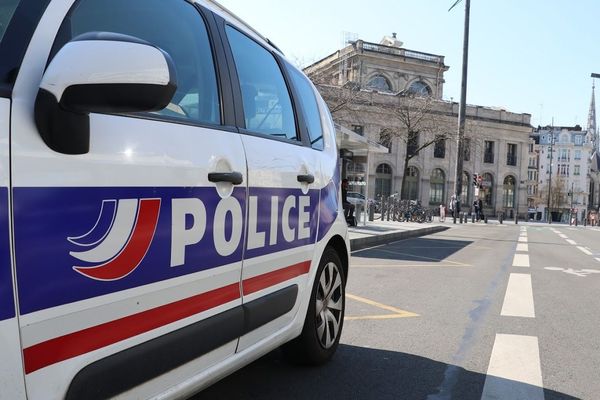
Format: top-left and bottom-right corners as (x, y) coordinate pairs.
(225, 26), (297, 141)
(0, 0), (19, 43)
(286, 62), (324, 150)
(53, 0), (220, 125)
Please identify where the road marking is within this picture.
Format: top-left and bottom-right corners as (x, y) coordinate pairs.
(595, 257), (600, 263)
(545, 267), (600, 277)
(558, 233), (568, 239)
(345, 293), (419, 320)
(374, 248), (471, 266)
(566, 239), (577, 245)
(515, 243), (528, 252)
(512, 254), (530, 267)
(481, 334), (543, 400)
(518, 236), (527, 243)
(500, 273), (535, 317)
(577, 246), (593, 255)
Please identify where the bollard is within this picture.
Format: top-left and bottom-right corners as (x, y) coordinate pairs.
(575, 217), (578, 227)
(453, 213), (456, 224)
(369, 204), (374, 221)
(584, 218), (587, 227)
(464, 212), (467, 224)
(499, 212), (503, 224)
(484, 215), (488, 223)
(515, 213), (518, 224)
(472, 213), (475, 223)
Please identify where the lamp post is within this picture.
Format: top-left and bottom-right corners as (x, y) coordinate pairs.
(546, 129), (554, 223)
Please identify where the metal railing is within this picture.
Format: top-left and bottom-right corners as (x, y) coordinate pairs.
(370, 196), (433, 223)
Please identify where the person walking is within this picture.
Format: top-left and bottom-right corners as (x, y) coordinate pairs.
(439, 203), (446, 222)
(473, 200), (480, 222)
(449, 195), (457, 219)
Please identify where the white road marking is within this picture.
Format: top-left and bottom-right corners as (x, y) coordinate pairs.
(595, 257), (600, 263)
(500, 273), (535, 317)
(481, 334), (544, 400)
(512, 254), (530, 267)
(516, 243), (528, 252)
(558, 233), (568, 239)
(545, 267), (600, 277)
(566, 239), (577, 245)
(577, 246), (593, 255)
(518, 236), (527, 243)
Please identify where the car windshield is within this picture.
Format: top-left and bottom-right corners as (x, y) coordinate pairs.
(0, 0), (20, 44)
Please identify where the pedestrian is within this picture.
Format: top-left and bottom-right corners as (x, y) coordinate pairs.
(439, 203), (446, 222)
(449, 195), (456, 218)
(477, 198), (484, 221)
(473, 200), (479, 221)
(341, 179), (355, 225)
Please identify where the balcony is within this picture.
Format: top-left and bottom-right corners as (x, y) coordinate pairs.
(484, 152), (494, 163)
(360, 41), (445, 65)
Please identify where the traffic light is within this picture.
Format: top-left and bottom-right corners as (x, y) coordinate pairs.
(472, 173), (478, 187)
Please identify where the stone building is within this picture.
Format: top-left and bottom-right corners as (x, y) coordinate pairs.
(305, 34), (532, 217)
(531, 126), (593, 222)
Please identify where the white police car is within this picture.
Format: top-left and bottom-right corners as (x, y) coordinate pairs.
(0, 1), (349, 398)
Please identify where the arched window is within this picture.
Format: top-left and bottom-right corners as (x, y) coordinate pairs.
(402, 166), (419, 200)
(461, 171), (470, 206)
(503, 175), (516, 208)
(429, 168), (445, 205)
(367, 74), (392, 92)
(407, 80), (432, 96)
(482, 173), (494, 207)
(375, 163), (392, 197)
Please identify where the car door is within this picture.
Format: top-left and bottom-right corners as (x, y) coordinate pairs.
(221, 24), (324, 351)
(10, 1), (246, 399)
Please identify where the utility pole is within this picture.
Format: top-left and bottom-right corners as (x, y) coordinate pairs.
(569, 181), (574, 225)
(450, 0), (470, 220)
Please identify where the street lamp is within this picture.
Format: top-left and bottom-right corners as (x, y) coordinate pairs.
(546, 129), (555, 223)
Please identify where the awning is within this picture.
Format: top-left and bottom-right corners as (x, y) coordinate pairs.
(335, 123), (388, 156)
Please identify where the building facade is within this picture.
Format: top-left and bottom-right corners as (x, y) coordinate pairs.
(531, 126), (593, 222)
(306, 35), (532, 217)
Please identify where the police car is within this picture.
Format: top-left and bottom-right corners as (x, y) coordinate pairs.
(0, 0), (350, 398)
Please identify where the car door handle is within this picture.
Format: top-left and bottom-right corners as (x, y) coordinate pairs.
(297, 174), (315, 184)
(208, 171), (243, 185)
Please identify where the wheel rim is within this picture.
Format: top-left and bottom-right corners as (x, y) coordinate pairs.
(315, 261), (344, 349)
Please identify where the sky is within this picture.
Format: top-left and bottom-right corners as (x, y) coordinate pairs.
(217, 0), (600, 129)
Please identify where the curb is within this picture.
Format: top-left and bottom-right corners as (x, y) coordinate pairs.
(350, 225), (450, 252)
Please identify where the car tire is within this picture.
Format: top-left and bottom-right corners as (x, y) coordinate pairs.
(282, 247), (346, 365)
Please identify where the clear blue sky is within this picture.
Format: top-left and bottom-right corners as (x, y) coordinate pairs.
(217, 0), (599, 128)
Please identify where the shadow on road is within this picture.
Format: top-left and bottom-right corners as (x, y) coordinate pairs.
(352, 238), (473, 263)
(192, 344), (576, 399)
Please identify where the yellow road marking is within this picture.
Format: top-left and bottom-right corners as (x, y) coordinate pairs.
(344, 293), (419, 320)
(374, 248), (471, 266)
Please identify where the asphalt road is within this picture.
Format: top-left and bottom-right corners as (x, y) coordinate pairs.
(193, 222), (600, 400)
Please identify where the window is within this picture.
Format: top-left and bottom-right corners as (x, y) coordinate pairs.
(351, 125), (364, 136)
(434, 136), (446, 158)
(367, 75), (392, 92)
(0, 0), (19, 44)
(575, 135), (582, 145)
(407, 131), (419, 157)
(482, 173), (494, 207)
(57, 0), (221, 125)
(463, 138), (471, 161)
(407, 81), (432, 96)
(484, 141), (494, 163)
(286, 63), (323, 149)
(574, 165), (581, 175)
(402, 166), (419, 200)
(507, 143), (517, 166)
(226, 26), (297, 140)
(503, 176), (515, 208)
(379, 128), (393, 153)
(429, 168), (445, 205)
(375, 163), (392, 197)
(575, 150), (582, 160)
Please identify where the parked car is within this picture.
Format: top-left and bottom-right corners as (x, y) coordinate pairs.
(0, 1), (350, 398)
(346, 191), (367, 207)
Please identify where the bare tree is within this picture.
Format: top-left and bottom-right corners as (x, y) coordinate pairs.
(379, 93), (455, 199)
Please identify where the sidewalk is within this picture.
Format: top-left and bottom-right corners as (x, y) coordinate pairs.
(348, 219), (449, 251)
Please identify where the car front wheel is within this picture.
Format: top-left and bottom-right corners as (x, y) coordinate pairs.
(283, 247), (346, 365)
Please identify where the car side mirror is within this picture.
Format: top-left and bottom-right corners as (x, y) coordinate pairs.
(35, 32), (177, 154)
